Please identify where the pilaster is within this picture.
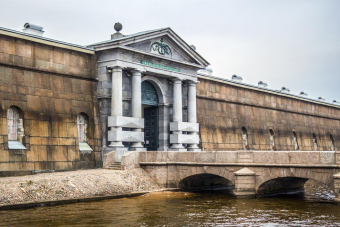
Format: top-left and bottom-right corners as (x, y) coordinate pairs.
(234, 168), (256, 198)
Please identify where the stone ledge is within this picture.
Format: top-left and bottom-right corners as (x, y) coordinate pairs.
(138, 162), (340, 168)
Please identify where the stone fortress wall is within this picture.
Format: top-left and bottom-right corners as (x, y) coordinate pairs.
(197, 77), (340, 151)
(0, 33), (102, 176)
(1, 24), (340, 177)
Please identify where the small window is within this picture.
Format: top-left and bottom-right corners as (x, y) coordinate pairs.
(7, 106), (26, 149)
(242, 127), (249, 150)
(312, 133), (317, 150)
(269, 129), (276, 151)
(293, 131), (299, 150)
(77, 113), (92, 152)
(77, 114), (87, 143)
(330, 134), (335, 151)
(7, 107), (19, 141)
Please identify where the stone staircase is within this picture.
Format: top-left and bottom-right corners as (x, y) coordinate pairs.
(106, 162), (122, 170)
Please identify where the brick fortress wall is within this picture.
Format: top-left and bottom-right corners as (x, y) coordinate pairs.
(197, 77), (340, 151)
(0, 34), (102, 176)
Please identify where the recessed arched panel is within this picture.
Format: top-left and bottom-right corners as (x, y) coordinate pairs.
(142, 81), (159, 106)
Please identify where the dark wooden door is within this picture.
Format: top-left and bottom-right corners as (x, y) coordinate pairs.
(144, 106), (158, 151)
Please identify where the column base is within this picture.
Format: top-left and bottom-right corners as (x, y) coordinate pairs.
(168, 148), (187, 151)
(130, 147), (147, 151)
(187, 148), (201, 151)
(108, 141), (124, 148)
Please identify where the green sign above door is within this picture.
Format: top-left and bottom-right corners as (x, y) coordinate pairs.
(141, 60), (180, 72)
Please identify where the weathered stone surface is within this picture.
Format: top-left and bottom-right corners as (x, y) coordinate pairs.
(0, 34), (100, 176)
(197, 78), (340, 151)
(124, 151), (340, 199)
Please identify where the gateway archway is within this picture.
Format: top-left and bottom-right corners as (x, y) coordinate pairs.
(142, 81), (159, 151)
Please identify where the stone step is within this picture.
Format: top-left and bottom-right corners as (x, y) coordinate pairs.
(106, 162), (122, 170)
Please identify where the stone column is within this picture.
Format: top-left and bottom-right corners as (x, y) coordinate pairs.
(187, 81), (200, 151)
(170, 78), (185, 150)
(130, 70), (145, 150)
(109, 66), (124, 148)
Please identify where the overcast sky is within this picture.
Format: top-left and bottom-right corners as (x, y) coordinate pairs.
(1, 0), (339, 102)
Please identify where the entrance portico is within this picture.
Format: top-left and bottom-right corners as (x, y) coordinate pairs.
(89, 24), (209, 158)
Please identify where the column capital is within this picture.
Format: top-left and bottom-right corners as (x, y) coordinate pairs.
(171, 78), (183, 84)
(131, 69), (142, 76)
(187, 80), (200, 86)
(107, 66), (123, 73)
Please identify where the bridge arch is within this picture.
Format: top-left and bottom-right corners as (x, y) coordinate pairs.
(176, 166), (235, 189)
(255, 168), (336, 196)
(178, 173), (233, 190)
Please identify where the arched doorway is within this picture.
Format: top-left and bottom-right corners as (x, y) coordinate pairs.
(142, 81), (159, 150)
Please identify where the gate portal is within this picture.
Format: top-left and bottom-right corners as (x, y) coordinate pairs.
(142, 81), (159, 150)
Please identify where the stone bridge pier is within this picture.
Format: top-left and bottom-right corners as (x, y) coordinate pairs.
(334, 173), (340, 204)
(121, 151), (340, 202)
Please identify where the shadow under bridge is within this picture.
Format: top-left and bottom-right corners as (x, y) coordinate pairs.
(178, 173), (234, 192)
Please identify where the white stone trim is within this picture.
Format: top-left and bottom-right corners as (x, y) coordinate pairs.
(170, 134), (199, 144)
(108, 116), (144, 129)
(170, 122), (199, 132)
(108, 130), (144, 143)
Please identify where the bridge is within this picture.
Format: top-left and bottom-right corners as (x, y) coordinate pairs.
(118, 150), (340, 202)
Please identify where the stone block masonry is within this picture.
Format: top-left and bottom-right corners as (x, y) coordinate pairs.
(122, 151), (340, 200)
(197, 77), (340, 151)
(0, 33), (102, 176)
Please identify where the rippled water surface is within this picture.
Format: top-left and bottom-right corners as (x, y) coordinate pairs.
(1, 182), (340, 226)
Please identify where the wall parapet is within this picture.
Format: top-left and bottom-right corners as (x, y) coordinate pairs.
(121, 150), (337, 168)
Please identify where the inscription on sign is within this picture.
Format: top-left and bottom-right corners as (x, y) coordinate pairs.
(141, 60), (180, 72)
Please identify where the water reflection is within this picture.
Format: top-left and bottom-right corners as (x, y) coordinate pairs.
(1, 180), (340, 226)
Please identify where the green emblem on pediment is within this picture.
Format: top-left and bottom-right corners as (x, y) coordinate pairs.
(150, 38), (172, 57)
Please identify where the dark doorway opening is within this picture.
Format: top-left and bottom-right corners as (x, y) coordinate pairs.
(144, 106), (158, 151)
(142, 81), (159, 151)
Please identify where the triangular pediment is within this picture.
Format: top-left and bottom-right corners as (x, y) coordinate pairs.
(90, 28), (209, 68)
(127, 35), (199, 64)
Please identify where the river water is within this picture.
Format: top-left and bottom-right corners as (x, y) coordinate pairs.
(1, 180), (340, 226)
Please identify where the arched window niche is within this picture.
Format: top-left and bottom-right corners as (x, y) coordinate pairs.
(7, 106), (26, 149)
(77, 113), (92, 152)
(312, 133), (318, 151)
(330, 134), (335, 151)
(269, 129), (276, 151)
(241, 127), (249, 150)
(293, 131), (299, 150)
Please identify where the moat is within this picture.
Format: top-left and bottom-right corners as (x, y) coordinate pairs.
(1, 181), (340, 226)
